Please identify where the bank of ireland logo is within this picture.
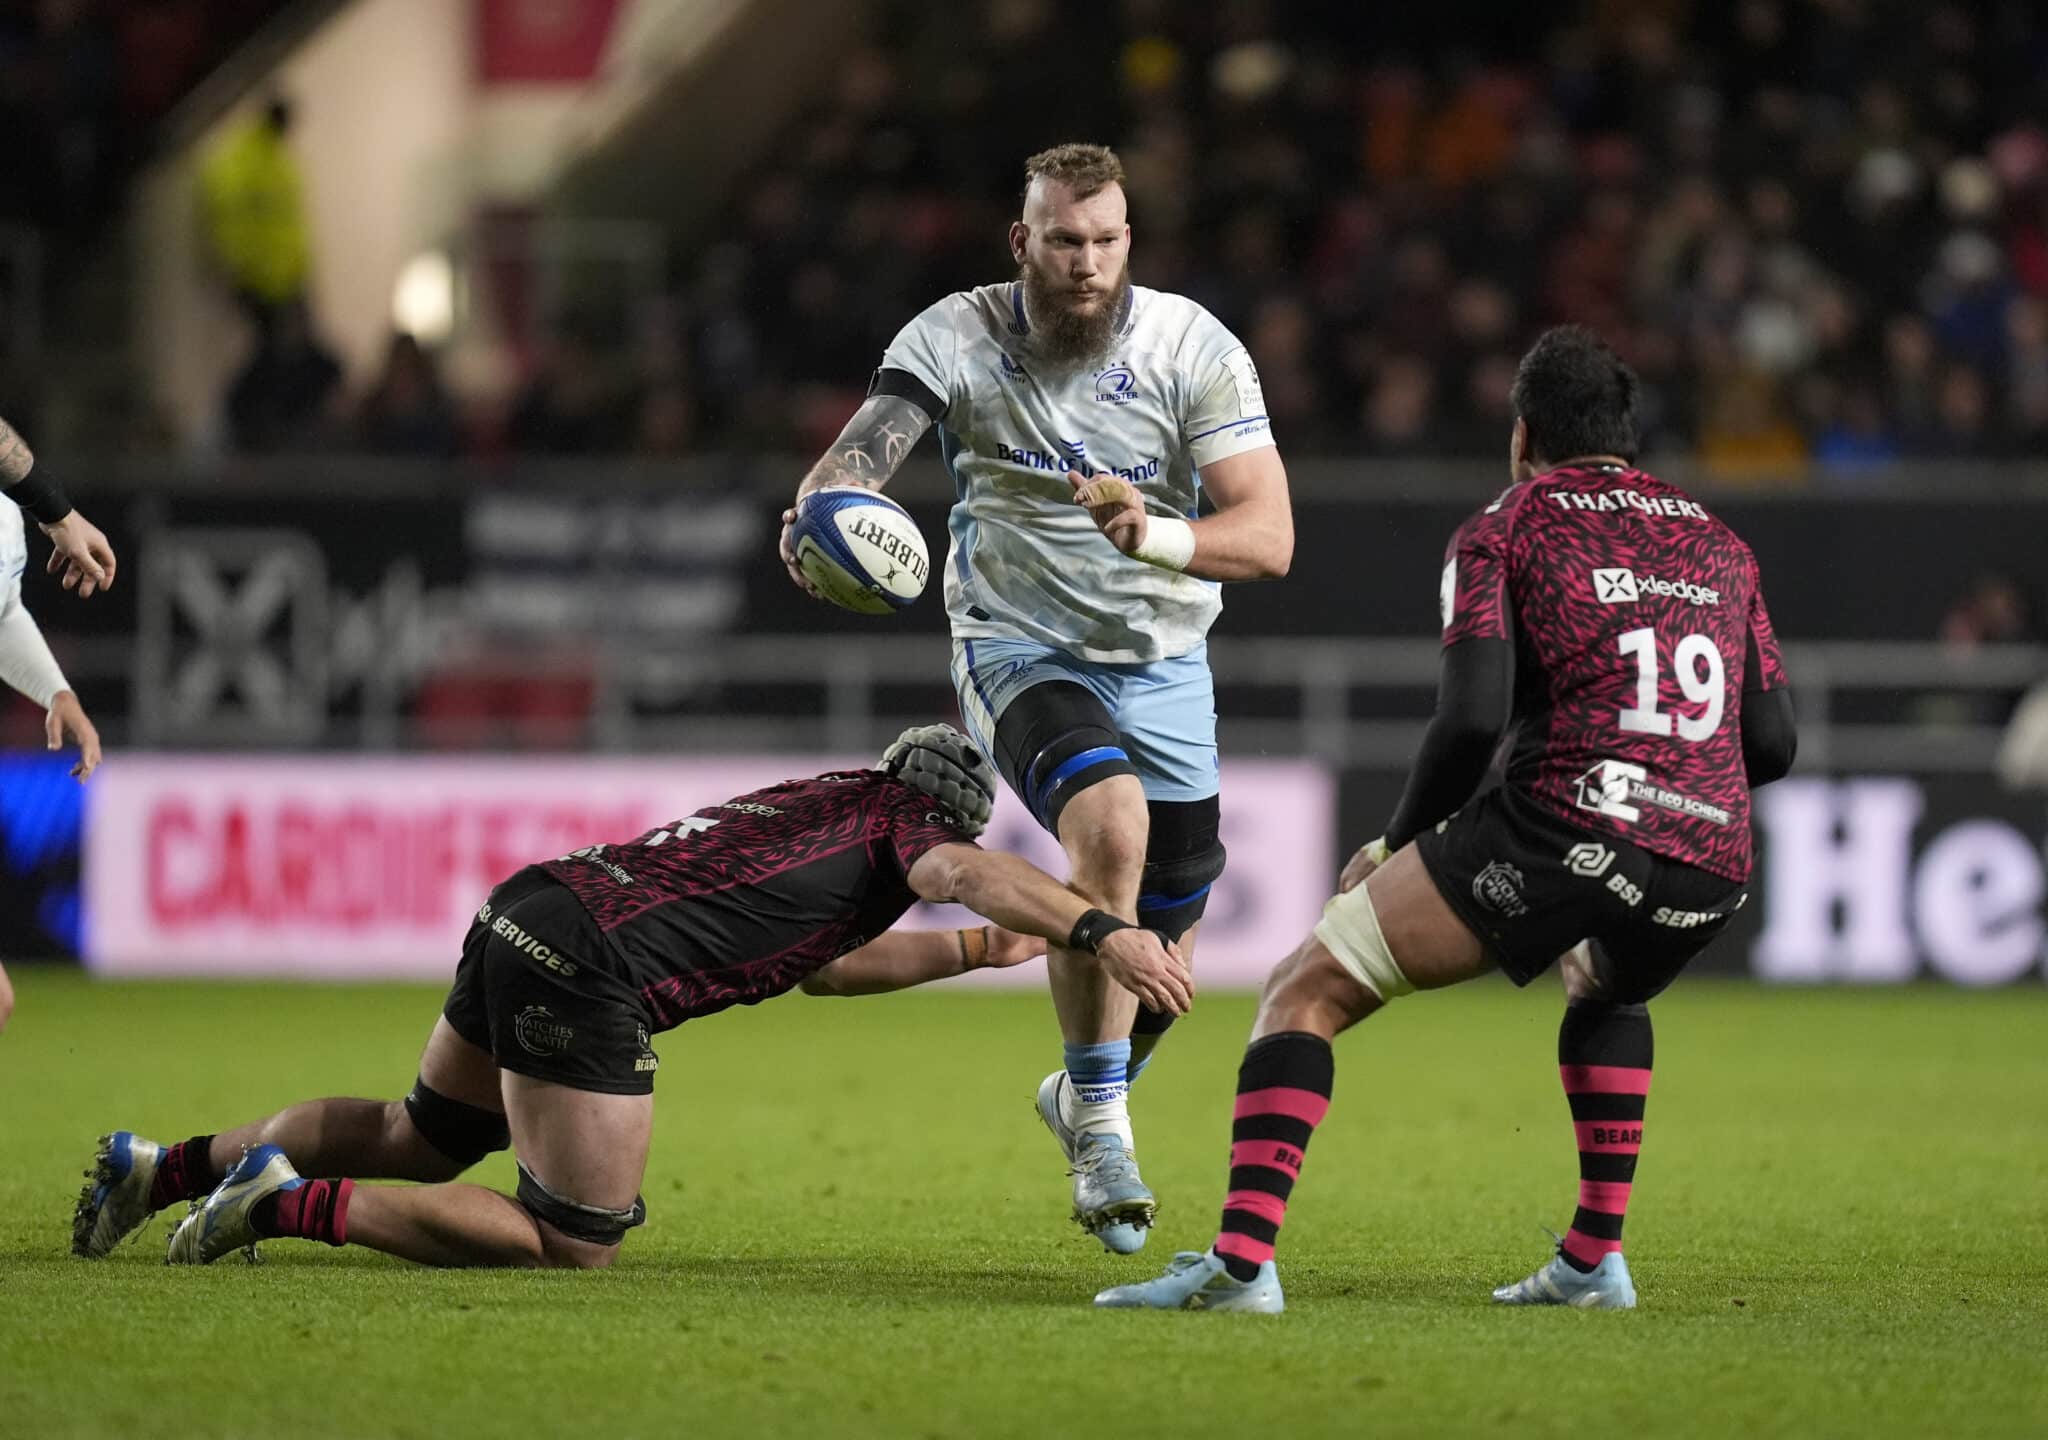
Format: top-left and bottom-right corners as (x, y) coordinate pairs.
(1094, 364), (1137, 405)
(1059, 436), (1088, 467)
(1594, 568), (1639, 604)
(515, 1005), (575, 1058)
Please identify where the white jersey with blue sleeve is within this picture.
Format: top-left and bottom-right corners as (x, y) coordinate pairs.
(877, 283), (1273, 664)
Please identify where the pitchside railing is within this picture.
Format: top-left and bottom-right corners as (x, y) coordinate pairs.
(580, 635), (2041, 775)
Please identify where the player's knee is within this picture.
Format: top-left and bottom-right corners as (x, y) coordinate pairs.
(538, 1232), (622, 1271)
(1055, 781), (1148, 894)
(1254, 935), (1377, 1035)
(401, 1078), (510, 1178)
(515, 1162), (646, 1260)
(1137, 797), (1225, 942)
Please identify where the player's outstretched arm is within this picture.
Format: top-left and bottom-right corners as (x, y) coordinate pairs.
(0, 416), (116, 598)
(905, 843), (1193, 1014)
(1069, 444), (1293, 582)
(778, 396), (934, 596)
(800, 924), (1046, 996)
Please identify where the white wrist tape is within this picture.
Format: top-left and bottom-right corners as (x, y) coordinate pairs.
(1131, 515), (1195, 572)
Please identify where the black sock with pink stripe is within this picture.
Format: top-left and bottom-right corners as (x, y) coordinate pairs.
(148, 1135), (223, 1211)
(1214, 1031), (1334, 1283)
(253, 1179), (355, 1247)
(1557, 1000), (1653, 1274)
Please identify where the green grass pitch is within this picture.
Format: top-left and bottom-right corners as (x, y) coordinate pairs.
(2, 970), (2043, 1439)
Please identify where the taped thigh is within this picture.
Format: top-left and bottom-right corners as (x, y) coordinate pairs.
(1312, 882), (1416, 1004)
(515, 1163), (647, 1247)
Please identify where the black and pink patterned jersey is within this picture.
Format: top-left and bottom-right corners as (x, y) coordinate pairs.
(538, 771), (971, 1028)
(1440, 462), (1788, 882)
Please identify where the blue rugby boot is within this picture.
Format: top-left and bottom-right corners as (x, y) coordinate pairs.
(1493, 1247), (1637, 1309)
(1037, 1072), (1150, 1254)
(73, 1132), (166, 1258)
(166, 1145), (302, 1265)
(1094, 1249), (1285, 1313)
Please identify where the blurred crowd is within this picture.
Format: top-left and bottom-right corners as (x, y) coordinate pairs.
(495, 0), (2041, 481)
(21, 0), (2048, 481)
(0, 0), (290, 232)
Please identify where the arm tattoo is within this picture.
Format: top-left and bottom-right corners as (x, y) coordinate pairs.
(798, 396), (933, 496)
(0, 417), (33, 486)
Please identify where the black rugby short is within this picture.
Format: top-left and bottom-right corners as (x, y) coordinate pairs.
(442, 867), (661, 1095)
(1414, 785), (1747, 1004)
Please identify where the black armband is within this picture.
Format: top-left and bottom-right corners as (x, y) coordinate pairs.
(867, 366), (947, 423)
(1067, 908), (1132, 956)
(2, 468), (72, 526)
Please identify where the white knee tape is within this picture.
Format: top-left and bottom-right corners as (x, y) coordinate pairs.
(1313, 883), (1415, 1003)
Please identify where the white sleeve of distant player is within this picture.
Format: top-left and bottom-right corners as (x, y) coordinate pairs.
(1182, 314), (1274, 468)
(878, 300), (960, 414)
(0, 581), (68, 709)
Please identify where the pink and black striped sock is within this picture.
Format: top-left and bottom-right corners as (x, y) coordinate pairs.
(1557, 1000), (1653, 1274)
(147, 1135), (223, 1211)
(253, 1178), (355, 1247)
(1214, 1031), (1333, 1283)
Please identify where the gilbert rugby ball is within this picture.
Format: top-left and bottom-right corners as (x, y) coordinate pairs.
(792, 486), (930, 615)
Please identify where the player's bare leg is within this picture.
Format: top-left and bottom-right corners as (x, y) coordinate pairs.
(201, 1020), (497, 1185)
(168, 1071), (653, 1268)
(76, 1018), (504, 1258)
(341, 1074), (652, 1268)
(1038, 774), (1155, 1249)
(1097, 846), (1495, 1311)
(0, 957), (13, 1037)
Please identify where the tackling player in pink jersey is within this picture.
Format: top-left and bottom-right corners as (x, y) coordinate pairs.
(72, 726), (1189, 1269)
(1097, 326), (1798, 1314)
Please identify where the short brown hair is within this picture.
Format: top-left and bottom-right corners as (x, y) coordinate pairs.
(1023, 143), (1126, 201)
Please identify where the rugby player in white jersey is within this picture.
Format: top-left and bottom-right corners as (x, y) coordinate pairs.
(777, 144), (1292, 1251)
(0, 413), (115, 1037)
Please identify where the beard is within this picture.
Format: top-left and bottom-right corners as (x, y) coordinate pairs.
(1020, 261), (1130, 370)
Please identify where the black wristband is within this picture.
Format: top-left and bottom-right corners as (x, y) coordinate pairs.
(1067, 908), (1132, 956)
(2, 468), (72, 526)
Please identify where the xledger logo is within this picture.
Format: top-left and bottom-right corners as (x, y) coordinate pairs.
(1592, 568), (1721, 606)
(1593, 569), (1639, 603)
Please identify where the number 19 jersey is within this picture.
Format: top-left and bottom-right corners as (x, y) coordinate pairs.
(1440, 463), (1789, 882)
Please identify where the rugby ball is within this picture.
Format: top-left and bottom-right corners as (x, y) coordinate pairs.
(791, 486), (930, 615)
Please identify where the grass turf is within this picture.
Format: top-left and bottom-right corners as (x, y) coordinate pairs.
(1, 970), (2043, 1439)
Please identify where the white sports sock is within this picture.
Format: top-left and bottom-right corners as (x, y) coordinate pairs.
(1062, 1072), (1134, 1152)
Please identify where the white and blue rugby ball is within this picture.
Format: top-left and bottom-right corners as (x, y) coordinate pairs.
(791, 486), (930, 615)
